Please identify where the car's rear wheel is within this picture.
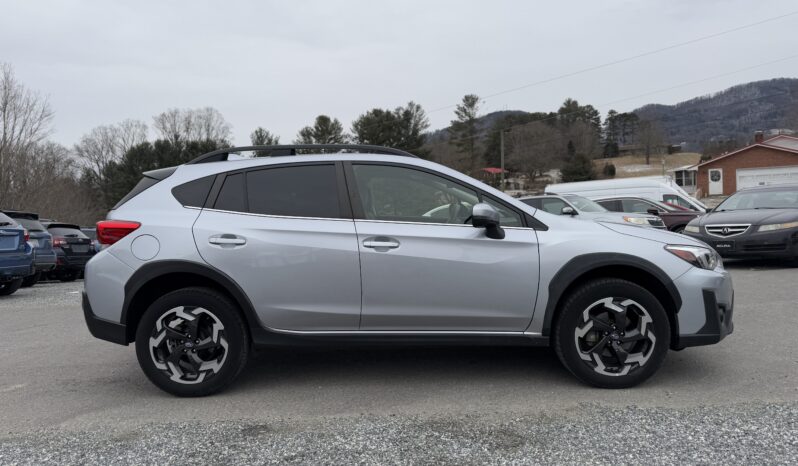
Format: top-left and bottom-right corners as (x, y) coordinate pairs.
(21, 271), (41, 288)
(135, 287), (249, 397)
(554, 278), (670, 388)
(0, 278), (24, 296)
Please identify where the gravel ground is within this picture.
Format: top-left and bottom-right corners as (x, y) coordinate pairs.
(1, 261), (797, 464)
(1, 403), (796, 465)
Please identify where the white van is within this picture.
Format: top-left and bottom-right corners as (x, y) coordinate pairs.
(545, 176), (707, 212)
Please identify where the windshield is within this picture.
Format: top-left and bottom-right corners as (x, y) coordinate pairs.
(565, 195), (608, 212)
(716, 188), (798, 211)
(14, 218), (46, 231)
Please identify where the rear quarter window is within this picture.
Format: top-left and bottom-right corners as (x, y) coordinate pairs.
(172, 175), (215, 207)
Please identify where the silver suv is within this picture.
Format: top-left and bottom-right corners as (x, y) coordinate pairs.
(82, 145), (734, 396)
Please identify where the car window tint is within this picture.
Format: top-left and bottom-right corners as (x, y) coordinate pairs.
(351, 165), (478, 224)
(622, 199), (657, 213)
(597, 199), (622, 212)
(520, 198), (541, 209)
(482, 197), (522, 227)
(13, 217), (45, 231)
(663, 194), (696, 211)
(48, 227), (89, 238)
(214, 173), (246, 212)
(540, 198), (568, 214)
(172, 175), (215, 207)
(246, 165), (341, 218)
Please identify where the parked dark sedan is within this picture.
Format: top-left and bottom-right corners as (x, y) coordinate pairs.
(593, 196), (702, 233)
(683, 184), (798, 260)
(0, 212), (34, 295)
(3, 211), (56, 287)
(45, 222), (96, 281)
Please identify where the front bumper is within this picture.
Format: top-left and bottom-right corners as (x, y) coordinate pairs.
(684, 227), (798, 259)
(82, 291), (128, 345)
(672, 267), (734, 349)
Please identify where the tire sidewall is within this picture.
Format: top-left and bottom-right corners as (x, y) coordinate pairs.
(135, 288), (248, 397)
(555, 279), (670, 389)
(0, 278), (23, 296)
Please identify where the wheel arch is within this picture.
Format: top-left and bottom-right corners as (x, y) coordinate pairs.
(542, 253), (682, 348)
(121, 260), (261, 343)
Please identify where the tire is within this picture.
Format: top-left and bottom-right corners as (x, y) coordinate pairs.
(59, 271), (78, 282)
(135, 287), (250, 397)
(0, 278), (24, 296)
(554, 278), (670, 388)
(21, 271), (41, 288)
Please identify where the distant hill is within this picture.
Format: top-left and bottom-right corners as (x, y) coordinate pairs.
(633, 78), (798, 150)
(425, 78), (798, 152)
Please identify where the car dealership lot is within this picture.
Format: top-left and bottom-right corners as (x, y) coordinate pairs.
(1, 262), (797, 464)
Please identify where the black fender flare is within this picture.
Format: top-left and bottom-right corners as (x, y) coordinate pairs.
(121, 260), (263, 332)
(541, 253), (682, 336)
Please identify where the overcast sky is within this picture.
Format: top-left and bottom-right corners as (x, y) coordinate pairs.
(2, 0), (797, 147)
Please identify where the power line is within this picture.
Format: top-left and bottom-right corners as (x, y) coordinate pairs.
(416, 54), (798, 152)
(427, 10), (798, 114)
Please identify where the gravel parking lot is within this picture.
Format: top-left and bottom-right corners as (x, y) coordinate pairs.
(1, 260), (797, 464)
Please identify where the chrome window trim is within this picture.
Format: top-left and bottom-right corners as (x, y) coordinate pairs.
(353, 218), (534, 230)
(705, 224), (751, 238)
(201, 207), (354, 222)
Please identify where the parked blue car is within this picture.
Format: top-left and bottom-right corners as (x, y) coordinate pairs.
(0, 212), (34, 296)
(3, 211), (57, 287)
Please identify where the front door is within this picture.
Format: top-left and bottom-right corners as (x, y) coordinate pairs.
(193, 163), (362, 331)
(347, 163), (540, 331)
(708, 168), (723, 195)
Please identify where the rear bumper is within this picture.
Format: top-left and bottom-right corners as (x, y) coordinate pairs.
(54, 251), (93, 271)
(33, 249), (57, 272)
(0, 258), (34, 281)
(82, 291), (128, 345)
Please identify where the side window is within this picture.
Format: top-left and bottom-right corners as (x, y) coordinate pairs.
(663, 194), (696, 211)
(622, 198), (657, 213)
(482, 197), (522, 227)
(540, 198), (568, 215)
(521, 198), (542, 209)
(246, 165), (341, 218)
(172, 175), (215, 207)
(597, 199), (622, 212)
(351, 165), (479, 224)
(214, 173), (246, 212)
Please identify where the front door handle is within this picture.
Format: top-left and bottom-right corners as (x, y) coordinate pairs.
(362, 237), (400, 250)
(209, 234), (246, 246)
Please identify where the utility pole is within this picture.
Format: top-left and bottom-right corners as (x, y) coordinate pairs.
(500, 128), (511, 191)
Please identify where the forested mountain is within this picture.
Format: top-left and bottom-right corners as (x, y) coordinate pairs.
(633, 78), (798, 149)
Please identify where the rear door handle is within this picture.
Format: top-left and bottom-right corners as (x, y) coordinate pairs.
(362, 237), (400, 249)
(209, 234), (246, 246)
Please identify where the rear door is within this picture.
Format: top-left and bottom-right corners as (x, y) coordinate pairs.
(193, 162), (362, 331)
(347, 163), (540, 331)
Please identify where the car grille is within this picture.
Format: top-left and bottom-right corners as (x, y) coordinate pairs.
(742, 243), (787, 252)
(706, 224), (750, 237)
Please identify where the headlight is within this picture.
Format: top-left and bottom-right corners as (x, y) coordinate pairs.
(665, 245), (722, 270)
(684, 225), (700, 234)
(758, 221), (798, 232)
(623, 216), (649, 225)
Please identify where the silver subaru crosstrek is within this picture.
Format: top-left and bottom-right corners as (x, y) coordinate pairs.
(83, 144), (733, 396)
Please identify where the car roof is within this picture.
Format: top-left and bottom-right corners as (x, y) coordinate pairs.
(1, 210), (39, 220)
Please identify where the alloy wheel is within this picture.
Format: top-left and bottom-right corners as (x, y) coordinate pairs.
(149, 306), (229, 384)
(573, 297), (657, 376)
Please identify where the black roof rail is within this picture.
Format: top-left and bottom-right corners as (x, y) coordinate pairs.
(187, 144), (418, 165)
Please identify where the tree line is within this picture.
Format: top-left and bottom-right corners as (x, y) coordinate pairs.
(1, 62), (667, 224)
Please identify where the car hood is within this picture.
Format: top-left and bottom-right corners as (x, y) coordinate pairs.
(697, 208), (798, 226)
(599, 221), (707, 246)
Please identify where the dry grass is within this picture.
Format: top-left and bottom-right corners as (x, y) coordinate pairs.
(594, 152), (702, 178)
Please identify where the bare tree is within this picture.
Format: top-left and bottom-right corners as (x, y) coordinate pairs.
(0, 63), (54, 200)
(153, 107), (231, 145)
(637, 119), (664, 164)
(506, 122), (562, 181)
(73, 119), (147, 180)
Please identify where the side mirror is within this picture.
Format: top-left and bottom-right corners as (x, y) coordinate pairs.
(647, 208), (661, 216)
(471, 203), (505, 239)
(561, 206), (577, 216)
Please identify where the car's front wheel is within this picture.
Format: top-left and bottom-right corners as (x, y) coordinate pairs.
(135, 287), (249, 397)
(554, 278), (670, 388)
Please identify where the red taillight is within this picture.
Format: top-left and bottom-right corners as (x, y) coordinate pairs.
(97, 220), (141, 245)
(23, 229), (29, 242)
(53, 236), (67, 247)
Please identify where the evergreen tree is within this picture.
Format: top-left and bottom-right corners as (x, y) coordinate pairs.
(295, 115), (348, 145)
(448, 94), (481, 171)
(351, 101), (430, 156)
(559, 140), (596, 182)
(250, 127), (280, 146)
